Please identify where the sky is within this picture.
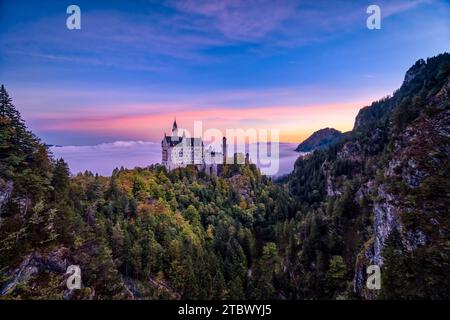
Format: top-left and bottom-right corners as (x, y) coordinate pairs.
(1, 0), (449, 145)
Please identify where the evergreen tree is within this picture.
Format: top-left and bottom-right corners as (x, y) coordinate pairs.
(51, 158), (70, 200)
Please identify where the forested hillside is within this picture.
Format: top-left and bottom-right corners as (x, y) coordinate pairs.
(285, 53), (450, 299)
(0, 85), (294, 299)
(0, 53), (449, 299)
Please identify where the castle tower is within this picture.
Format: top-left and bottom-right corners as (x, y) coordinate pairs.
(222, 136), (227, 164)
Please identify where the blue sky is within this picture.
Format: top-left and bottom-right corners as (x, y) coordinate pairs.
(0, 0), (449, 145)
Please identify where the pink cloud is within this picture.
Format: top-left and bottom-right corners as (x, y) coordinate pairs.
(35, 101), (370, 143)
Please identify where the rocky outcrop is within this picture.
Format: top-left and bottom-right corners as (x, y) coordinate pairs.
(0, 247), (70, 296)
(326, 176), (341, 197)
(403, 59), (426, 85)
(0, 180), (13, 218)
(371, 185), (400, 266)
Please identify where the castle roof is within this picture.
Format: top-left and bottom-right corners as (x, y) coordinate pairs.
(163, 135), (202, 147)
(163, 135), (181, 146)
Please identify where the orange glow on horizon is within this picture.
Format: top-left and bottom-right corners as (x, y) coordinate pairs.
(37, 101), (370, 143)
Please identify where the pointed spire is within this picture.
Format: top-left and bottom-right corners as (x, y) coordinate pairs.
(172, 117), (178, 132)
(171, 117), (179, 139)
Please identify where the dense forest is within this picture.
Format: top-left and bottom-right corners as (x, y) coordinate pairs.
(0, 53), (449, 299)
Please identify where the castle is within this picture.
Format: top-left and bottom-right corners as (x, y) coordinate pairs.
(161, 119), (228, 175)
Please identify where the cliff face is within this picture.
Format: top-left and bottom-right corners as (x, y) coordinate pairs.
(288, 53), (450, 299)
(354, 70), (449, 298)
(0, 248), (69, 297)
(295, 128), (345, 152)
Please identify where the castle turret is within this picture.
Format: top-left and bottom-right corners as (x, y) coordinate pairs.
(222, 136), (227, 164)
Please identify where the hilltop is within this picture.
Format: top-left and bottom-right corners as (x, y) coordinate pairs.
(295, 128), (345, 152)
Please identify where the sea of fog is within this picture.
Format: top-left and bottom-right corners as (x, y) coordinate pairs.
(50, 141), (302, 178)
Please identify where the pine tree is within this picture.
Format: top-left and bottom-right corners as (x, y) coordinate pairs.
(51, 158), (70, 200)
(0, 85), (26, 133)
(0, 84), (51, 198)
(0, 84), (28, 177)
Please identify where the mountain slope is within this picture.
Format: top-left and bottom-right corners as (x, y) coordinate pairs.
(285, 53), (450, 299)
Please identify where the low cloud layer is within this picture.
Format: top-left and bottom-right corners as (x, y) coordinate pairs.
(50, 141), (301, 177)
